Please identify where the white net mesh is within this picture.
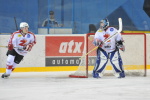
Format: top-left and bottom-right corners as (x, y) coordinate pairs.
(69, 57), (87, 78)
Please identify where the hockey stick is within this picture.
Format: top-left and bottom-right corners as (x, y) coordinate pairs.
(0, 17), (19, 49)
(0, 46), (8, 48)
(79, 18), (122, 59)
(0, 45), (20, 49)
(14, 17), (18, 30)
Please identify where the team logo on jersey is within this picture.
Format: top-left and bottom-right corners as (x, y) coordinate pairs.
(110, 28), (114, 31)
(103, 34), (110, 42)
(27, 34), (30, 38)
(18, 34), (22, 37)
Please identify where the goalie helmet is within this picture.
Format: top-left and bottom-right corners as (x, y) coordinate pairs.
(20, 22), (29, 28)
(100, 18), (109, 29)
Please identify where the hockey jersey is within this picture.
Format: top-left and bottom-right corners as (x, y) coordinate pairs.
(8, 30), (36, 56)
(94, 27), (123, 53)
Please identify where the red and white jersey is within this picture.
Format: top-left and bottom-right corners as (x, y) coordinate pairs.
(94, 27), (123, 53)
(8, 30), (36, 56)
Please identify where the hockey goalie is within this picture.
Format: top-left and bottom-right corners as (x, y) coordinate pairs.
(92, 18), (125, 78)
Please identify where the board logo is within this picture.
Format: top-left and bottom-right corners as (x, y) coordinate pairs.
(59, 40), (83, 53)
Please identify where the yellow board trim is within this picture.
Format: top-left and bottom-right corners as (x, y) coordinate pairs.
(123, 31), (150, 33)
(0, 65), (150, 73)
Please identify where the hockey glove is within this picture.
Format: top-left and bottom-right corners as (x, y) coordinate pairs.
(116, 40), (125, 52)
(8, 44), (13, 50)
(93, 38), (103, 47)
(117, 45), (125, 52)
(26, 43), (34, 52)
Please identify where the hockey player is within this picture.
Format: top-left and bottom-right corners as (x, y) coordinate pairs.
(1, 22), (36, 78)
(93, 18), (125, 78)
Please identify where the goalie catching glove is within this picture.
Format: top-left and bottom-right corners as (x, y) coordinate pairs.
(116, 40), (125, 52)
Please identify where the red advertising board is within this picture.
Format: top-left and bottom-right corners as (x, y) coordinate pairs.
(46, 36), (85, 57)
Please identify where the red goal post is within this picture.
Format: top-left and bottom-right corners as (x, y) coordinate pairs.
(69, 33), (147, 78)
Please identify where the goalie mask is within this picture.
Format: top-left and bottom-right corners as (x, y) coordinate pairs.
(100, 18), (109, 30)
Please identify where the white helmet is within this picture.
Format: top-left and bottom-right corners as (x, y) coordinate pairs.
(20, 22), (29, 28)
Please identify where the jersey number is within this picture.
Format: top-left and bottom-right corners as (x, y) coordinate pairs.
(19, 39), (27, 46)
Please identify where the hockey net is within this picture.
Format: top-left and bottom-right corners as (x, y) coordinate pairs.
(69, 33), (147, 78)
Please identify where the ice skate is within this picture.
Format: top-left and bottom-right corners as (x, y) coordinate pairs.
(92, 71), (100, 78)
(1, 73), (10, 78)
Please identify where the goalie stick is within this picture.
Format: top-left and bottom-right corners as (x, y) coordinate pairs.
(79, 18), (122, 59)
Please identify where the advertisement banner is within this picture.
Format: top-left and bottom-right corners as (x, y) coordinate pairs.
(45, 36), (85, 66)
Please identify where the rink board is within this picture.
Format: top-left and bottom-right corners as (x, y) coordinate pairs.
(0, 65), (150, 73)
(0, 33), (150, 73)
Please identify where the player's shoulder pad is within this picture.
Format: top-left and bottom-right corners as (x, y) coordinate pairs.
(28, 31), (35, 35)
(97, 29), (102, 32)
(12, 31), (21, 36)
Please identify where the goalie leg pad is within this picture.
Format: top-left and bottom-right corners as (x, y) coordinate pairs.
(109, 50), (125, 78)
(93, 49), (108, 78)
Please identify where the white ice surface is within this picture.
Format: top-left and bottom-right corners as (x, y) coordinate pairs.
(0, 71), (150, 100)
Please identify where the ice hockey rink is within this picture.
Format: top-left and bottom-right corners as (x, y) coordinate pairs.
(0, 71), (150, 100)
